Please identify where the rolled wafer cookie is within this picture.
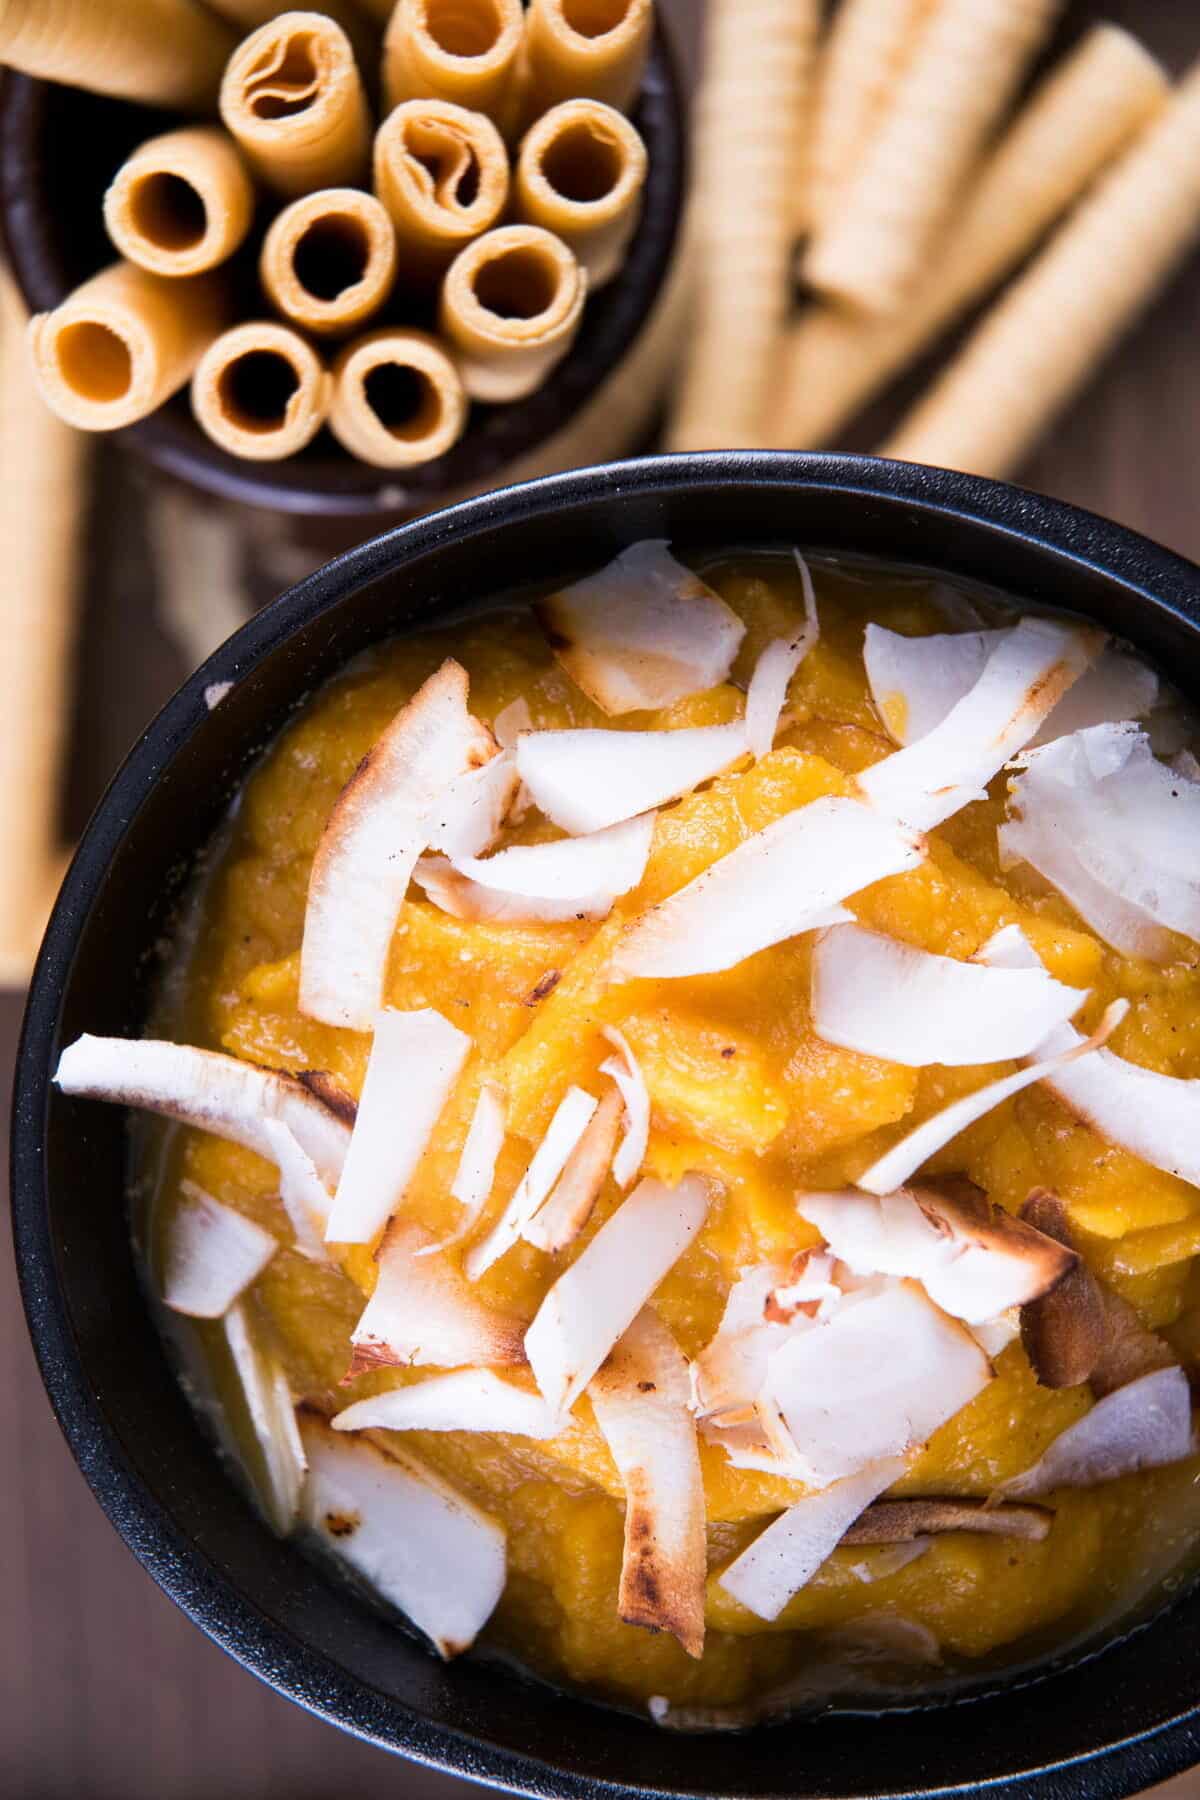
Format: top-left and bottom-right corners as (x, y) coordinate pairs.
(0, 0), (234, 111)
(104, 129), (256, 279)
(220, 12), (371, 198)
(522, 0), (652, 116)
(373, 98), (509, 283)
(329, 327), (468, 467)
(515, 99), (647, 287)
(439, 223), (586, 401)
(807, 0), (932, 235)
(383, 0), (525, 122)
(192, 321), (331, 460)
(260, 188), (397, 336)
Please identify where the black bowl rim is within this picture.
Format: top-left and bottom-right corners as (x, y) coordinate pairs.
(13, 449), (1200, 1800)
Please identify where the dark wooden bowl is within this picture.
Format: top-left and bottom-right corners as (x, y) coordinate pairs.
(0, 35), (685, 518)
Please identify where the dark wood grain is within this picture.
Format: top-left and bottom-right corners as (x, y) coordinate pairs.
(5, 2), (1200, 1794)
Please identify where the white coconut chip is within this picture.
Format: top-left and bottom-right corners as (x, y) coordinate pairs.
(998, 1366), (1193, 1499)
(415, 812), (656, 925)
(847, 1540), (933, 1584)
(493, 696), (532, 747)
(261, 1118), (332, 1263)
(426, 751), (520, 860)
(324, 1007), (470, 1245)
(223, 1300), (307, 1535)
(766, 1248), (843, 1322)
(514, 721), (747, 836)
(53, 1035), (352, 1187)
(744, 550), (820, 759)
(534, 540), (746, 716)
(415, 1082), (507, 1258)
(589, 1307), (707, 1658)
(1001, 723), (1200, 961)
(161, 1182), (277, 1318)
(466, 1084), (599, 1278)
(718, 1456), (908, 1622)
(612, 797), (922, 982)
(859, 618), (1103, 832)
(350, 1221), (527, 1375)
(333, 1369), (564, 1438)
(525, 1173), (711, 1416)
(857, 999), (1128, 1199)
(811, 922), (1088, 1067)
(522, 1087), (623, 1255)
(298, 659), (497, 1030)
(298, 1409), (505, 1658)
(691, 1263), (795, 1419)
(599, 1024), (651, 1188)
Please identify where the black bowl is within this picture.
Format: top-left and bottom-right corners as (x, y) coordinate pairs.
(0, 28), (685, 519)
(13, 451), (1200, 1798)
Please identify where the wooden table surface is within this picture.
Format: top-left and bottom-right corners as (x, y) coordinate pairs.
(6, 2), (1200, 1794)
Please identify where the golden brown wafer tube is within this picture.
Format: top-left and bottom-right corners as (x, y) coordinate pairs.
(329, 326), (467, 466)
(807, 0), (931, 234)
(204, 0), (376, 65)
(103, 129), (255, 279)
(219, 12), (371, 199)
(192, 322), (331, 461)
(0, 0), (234, 110)
(805, 0), (1062, 315)
(373, 98), (509, 283)
(27, 261), (228, 431)
(260, 188), (397, 336)
(771, 25), (1168, 448)
(880, 64), (1200, 479)
(439, 223), (585, 401)
(0, 274), (83, 986)
(666, 0), (818, 451)
(383, 0), (524, 122)
(523, 0), (652, 115)
(515, 99), (646, 288)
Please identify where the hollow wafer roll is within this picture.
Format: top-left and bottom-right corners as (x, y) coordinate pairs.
(807, 0), (931, 234)
(220, 12), (371, 198)
(192, 321), (330, 460)
(805, 0), (1062, 315)
(383, 0), (524, 122)
(204, 0), (376, 64)
(439, 223), (585, 400)
(261, 188), (396, 336)
(329, 326), (467, 466)
(515, 99), (646, 287)
(0, 0), (234, 110)
(666, 0), (818, 451)
(523, 0), (652, 115)
(881, 66), (1200, 479)
(772, 25), (1168, 449)
(374, 98), (509, 283)
(28, 261), (228, 431)
(103, 129), (255, 279)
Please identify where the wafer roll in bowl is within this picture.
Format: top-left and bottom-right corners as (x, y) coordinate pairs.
(103, 129), (256, 279)
(383, 0), (525, 122)
(523, 0), (652, 115)
(220, 11), (371, 198)
(373, 98), (509, 282)
(0, 0), (234, 110)
(329, 327), (468, 467)
(515, 99), (647, 287)
(192, 320), (331, 460)
(439, 223), (586, 401)
(261, 189), (397, 335)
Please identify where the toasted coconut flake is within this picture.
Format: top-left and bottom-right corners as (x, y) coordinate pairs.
(535, 541), (746, 716)
(333, 1369), (563, 1438)
(590, 1307), (707, 1658)
(971, 1311), (1020, 1359)
(416, 1081), (507, 1258)
(296, 1069), (358, 1129)
(427, 751), (520, 859)
(525, 1174), (710, 1416)
(349, 1221), (527, 1375)
(860, 618), (1102, 831)
(766, 1249), (842, 1323)
(523, 1087), (622, 1255)
(613, 797), (923, 981)
(299, 659), (497, 1029)
(325, 1007), (470, 1245)
(847, 1540), (932, 1582)
(467, 1084), (599, 1278)
(1001, 723), (1200, 960)
(54, 1035), (351, 1186)
(719, 1456), (908, 1622)
(744, 550), (820, 759)
(515, 721), (747, 836)
(261, 1119), (332, 1263)
(843, 1497), (1052, 1545)
(298, 1409), (505, 1658)
(600, 1024), (650, 1188)
(161, 1182), (277, 1318)
(415, 812), (655, 924)
(998, 1367), (1193, 1499)
(493, 697), (532, 748)
(223, 1300), (306, 1535)
(691, 1263), (794, 1420)
(857, 1001), (1127, 1199)
(811, 922), (1088, 1067)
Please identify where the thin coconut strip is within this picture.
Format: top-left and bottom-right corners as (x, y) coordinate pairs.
(691, 1263), (794, 1419)
(223, 1300), (307, 1535)
(349, 1221), (527, 1375)
(525, 1174), (711, 1416)
(325, 1007), (470, 1245)
(857, 1000), (1128, 1198)
(613, 797), (923, 981)
(842, 1498), (1053, 1544)
(299, 659), (497, 1030)
(468, 1085), (599, 1278)
(54, 1035), (351, 1187)
(261, 1118), (332, 1263)
(997, 1367), (1193, 1499)
(744, 550), (821, 759)
(416, 1081), (507, 1258)
(493, 697), (532, 747)
(534, 540), (746, 717)
(415, 812), (655, 924)
(600, 1024), (650, 1188)
(514, 721), (748, 836)
(333, 1369), (565, 1438)
(161, 1182), (277, 1318)
(811, 922), (1089, 1066)
(426, 750), (520, 859)
(718, 1456), (908, 1622)
(523, 1087), (623, 1255)
(298, 1409), (505, 1659)
(859, 618), (1103, 832)
(590, 1308), (707, 1659)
